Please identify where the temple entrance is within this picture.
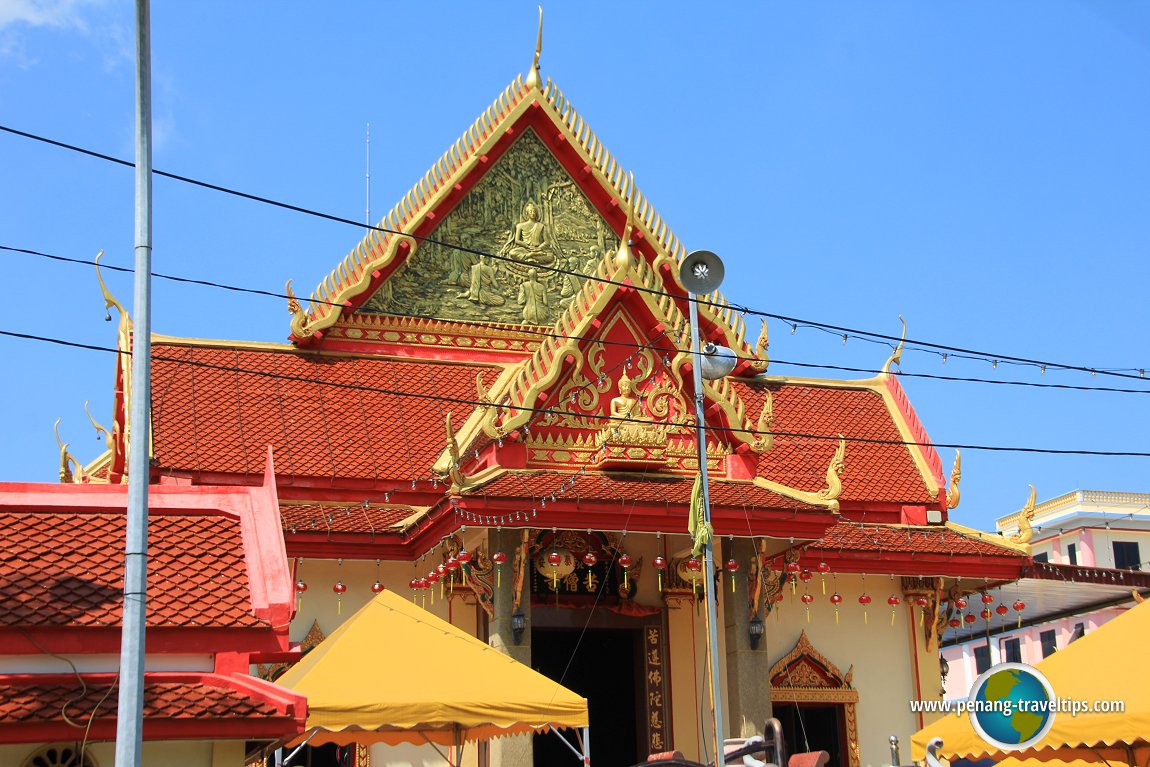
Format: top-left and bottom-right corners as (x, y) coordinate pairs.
(532, 628), (640, 767)
(774, 703), (847, 767)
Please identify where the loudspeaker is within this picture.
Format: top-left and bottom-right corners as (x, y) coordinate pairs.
(679, 250), (725, 294)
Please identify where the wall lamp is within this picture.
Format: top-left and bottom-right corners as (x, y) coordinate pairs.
(511, 610), (527, 644)
(748, 614), (765, 650)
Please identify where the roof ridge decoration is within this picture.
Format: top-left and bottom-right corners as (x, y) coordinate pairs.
(94, 252), (130, 483)
(288, 59), (756, 357)
(880, 315), (906, 376)
(753, 436), (846, 512)
(1007, 484), (1038, 545)
(947, 450), (961, 509)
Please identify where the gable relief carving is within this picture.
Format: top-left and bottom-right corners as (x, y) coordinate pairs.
(363, 128), (618, 326)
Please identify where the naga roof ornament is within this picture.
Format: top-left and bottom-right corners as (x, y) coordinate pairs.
(880, 315), (906, 376)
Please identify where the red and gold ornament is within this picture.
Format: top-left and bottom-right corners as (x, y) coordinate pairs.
(492, 551), (507, 588)
(582, 551), (598, 591)
(801, 591), (814, 622)
(830, 592), (843, 624)
(653, 555), (667, 591)
(333, 580), (347, 614)
(294, 579), (307, 611)
(816, 561), (831, 594)
(725, 558), (740, 593)
(687, 556), (703, 596)
(858, 593), (872, 625)
(618, 553), (634, 590)
(547, 550), (562, 589)
(887, 595), (902, 626)
(1013, 600), (1026, 629)
(915, 595), (930, 626)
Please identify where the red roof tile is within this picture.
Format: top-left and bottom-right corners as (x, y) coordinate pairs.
(735, 380), (937, 505)
(0, 511), (265, 628)
(811, 522), (1023, 558)
(280, 502), (414, 534)
(151, 343), (501, 480)
(0, 677), (283, 723)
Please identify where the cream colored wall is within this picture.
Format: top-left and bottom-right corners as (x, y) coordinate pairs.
(763, 574), (932, 767)
(0, 740), (219, 766)
(290, 556), (482, 648)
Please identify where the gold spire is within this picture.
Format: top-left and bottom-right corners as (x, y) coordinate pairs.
(614, 173), (638, 270)
(525, 5), (544, 91)
(1008, 485), (1038, 545)
(881, 315), (907, 376)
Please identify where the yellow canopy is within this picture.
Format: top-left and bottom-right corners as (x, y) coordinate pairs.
(911, 600), (1150, 763)
(275, 589), (588, 746)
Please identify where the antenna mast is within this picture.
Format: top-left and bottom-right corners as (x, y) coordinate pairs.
(365, 123), (371, 233)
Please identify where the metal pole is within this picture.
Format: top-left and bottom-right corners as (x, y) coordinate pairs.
(688, 294), (726, 762)
(114, 1), (153, 764)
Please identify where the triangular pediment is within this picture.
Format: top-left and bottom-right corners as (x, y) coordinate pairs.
(362, 128), (619, 327)
(287, 72), (766, 373)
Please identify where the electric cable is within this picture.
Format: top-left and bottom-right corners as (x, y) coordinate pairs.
(5, 242), (1150, 396)
(3, 123), (1148, 381)
(6, 327), (1150, 458)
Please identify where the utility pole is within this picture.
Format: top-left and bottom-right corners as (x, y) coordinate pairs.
(114, 1), (153, 764)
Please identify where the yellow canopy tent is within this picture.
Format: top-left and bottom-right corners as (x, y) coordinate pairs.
(275, 588), (588, 750)
(911, 599), (1150, 766)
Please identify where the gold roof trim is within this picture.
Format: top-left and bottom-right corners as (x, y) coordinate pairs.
(296, 68), (754, 355)
(944, 520), (1031, 554)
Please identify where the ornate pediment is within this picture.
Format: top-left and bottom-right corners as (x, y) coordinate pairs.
(362, 128), (618, 327)
(769, 630), (853, 690)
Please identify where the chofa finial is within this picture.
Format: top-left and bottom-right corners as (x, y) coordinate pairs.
(614, 172), (638, 270)
(525, 5), (544, 91)
(881, 315), (906, 376)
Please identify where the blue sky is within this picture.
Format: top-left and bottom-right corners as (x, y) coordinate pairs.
(1, 2), (1147, 531)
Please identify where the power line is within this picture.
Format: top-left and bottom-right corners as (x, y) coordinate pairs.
(6, 327), (1150, 458)
(4, 122), (1148, 382)
(7, 242), (1150, 397)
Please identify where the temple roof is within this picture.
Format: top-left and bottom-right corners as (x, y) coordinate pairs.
(0, 672), (306, 744)
(0, 476), (295, 650)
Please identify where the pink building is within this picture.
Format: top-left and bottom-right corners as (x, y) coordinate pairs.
(940, 490), (1150, 701)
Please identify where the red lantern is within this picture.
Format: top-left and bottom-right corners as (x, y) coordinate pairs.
(295, 580), (308, 593)
(492, 551), (507, 588)
(785, 561), (800, 593)
(618, 553), (634, 590)
(1013, 600), (1026, 629)
(333, 581), (347, 594)
(784, 562), (801, 573)
(954, 597), (968, 611)
(888, 595), (901, 626)
(372, 581), (385, 594)
(816, 561), (831, 593)
(981, 593), (994, 605)
(980, 608), (992, 621)
(963, 613), (976, 625)
(948, 618), (961, 629)
(801, 592), (814, 622)
(446, 556), (460, 573)
(457, 549), (472, 565)
(333, 580), (347, 615)
(725, 558), (740, 593)
(408, 578), (419, 591)
(996, 604), (1009, 616)
(858, 593), (872, 625)
(548, 551), (562, 588)
(653, 555), (668, 591)
(582, 551), (598, 590)
(914, 595), (930, 627)
(830, 592), (843, 624)
(686, 557), (703, 596)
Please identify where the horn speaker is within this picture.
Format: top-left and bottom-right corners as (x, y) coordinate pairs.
(679, 250), (725, 294)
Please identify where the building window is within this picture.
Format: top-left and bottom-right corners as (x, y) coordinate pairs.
(1066, 543), (1077, 565)
(1002, 637), (1021, 663)
(1113, 541), (1141, 570)
(1033, 552), (1049, 563)
(1040, 629), (1057, 658)
(973, 644), (992, 674)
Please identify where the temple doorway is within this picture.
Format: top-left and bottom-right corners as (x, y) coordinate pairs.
(774, 703), (847, 767)
(532, 627), (641, 767)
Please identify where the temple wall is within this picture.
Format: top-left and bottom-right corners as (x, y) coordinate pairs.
(0, 740), (218, 766)
(764, 573), (930, 767)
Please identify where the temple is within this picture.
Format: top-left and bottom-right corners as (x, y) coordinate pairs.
(9, 24), (1081, 767)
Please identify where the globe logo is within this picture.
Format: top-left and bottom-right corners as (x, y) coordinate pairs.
(968, 662), (1056, 750)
